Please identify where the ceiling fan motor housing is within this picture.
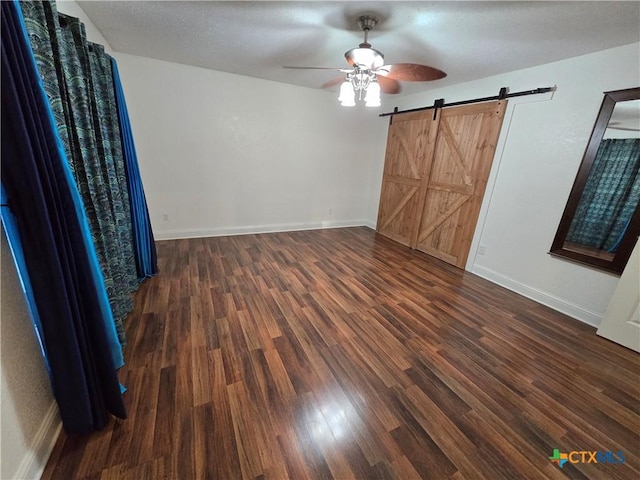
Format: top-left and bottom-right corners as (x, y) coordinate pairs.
(358, 15), (378, 33)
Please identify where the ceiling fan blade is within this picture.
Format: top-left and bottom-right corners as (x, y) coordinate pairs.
(378, 76), (401, 94)
(377, 63), (446, 82)
(283, 66), (351, 72)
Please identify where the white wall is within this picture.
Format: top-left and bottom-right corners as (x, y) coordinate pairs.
(367, 42), (640, 326)
(1, 228), (60, 480)
(113, 53), (386, 239)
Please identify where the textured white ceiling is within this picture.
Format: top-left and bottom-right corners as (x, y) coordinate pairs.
(77, 1), (640, 96)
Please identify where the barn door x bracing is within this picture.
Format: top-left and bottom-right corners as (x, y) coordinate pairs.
(377, 101), (507, 268)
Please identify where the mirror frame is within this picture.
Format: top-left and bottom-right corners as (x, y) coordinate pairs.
(550, 87), (640, 275)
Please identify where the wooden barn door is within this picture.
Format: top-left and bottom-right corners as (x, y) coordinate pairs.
(415, 100), (507, 267)
(377, 100), (507, 268)
(376, 110), (440, 247)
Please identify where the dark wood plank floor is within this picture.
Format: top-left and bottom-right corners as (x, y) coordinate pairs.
(42, 227), (640, 479)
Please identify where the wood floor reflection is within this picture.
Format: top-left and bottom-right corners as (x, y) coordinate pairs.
(42, 227), (640, 479)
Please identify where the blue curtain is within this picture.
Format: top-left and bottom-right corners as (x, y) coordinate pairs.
(1, 0), (126, 433)
(111, 59), (158, 279)
(20, 1), (139, 345)
(567, 138), (640, 250)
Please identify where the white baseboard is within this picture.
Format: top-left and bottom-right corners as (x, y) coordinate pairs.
(14, 401), (61, 480)
(471, 265), (602, 328)
(154, 219), (374, 240)
(362, 220), (377, 230)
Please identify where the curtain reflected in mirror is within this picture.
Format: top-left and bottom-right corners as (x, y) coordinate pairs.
(551, 88), (640, 274)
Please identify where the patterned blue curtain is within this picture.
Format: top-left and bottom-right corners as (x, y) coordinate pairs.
(1, 0), (126, 433)
(567, 138), (640, 251)
(21, 1), (139, 345)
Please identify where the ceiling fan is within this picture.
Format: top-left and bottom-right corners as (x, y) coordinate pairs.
(283, 15), (446, 106)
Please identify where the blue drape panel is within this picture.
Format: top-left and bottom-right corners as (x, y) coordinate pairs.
(1, 0), (126, 433)
(111, 59), (158, 279)
(567, 138), (640, 250)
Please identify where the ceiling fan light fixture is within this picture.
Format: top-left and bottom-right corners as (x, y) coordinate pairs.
(365, 80), (381, 107)
(352, 69), (372, 91)
(338, 80), (356, 106)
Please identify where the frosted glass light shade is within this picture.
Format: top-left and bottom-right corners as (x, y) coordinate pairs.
(365, 81), (381, 107)
(338, 80), (356, 106)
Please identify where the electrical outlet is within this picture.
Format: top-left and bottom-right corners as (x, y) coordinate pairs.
(162, 213), (169, 222)
(478, 245), (487, 255)
(329, 208), (333, 215)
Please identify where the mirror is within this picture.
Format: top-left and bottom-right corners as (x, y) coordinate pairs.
(551, 87), (640, 275)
